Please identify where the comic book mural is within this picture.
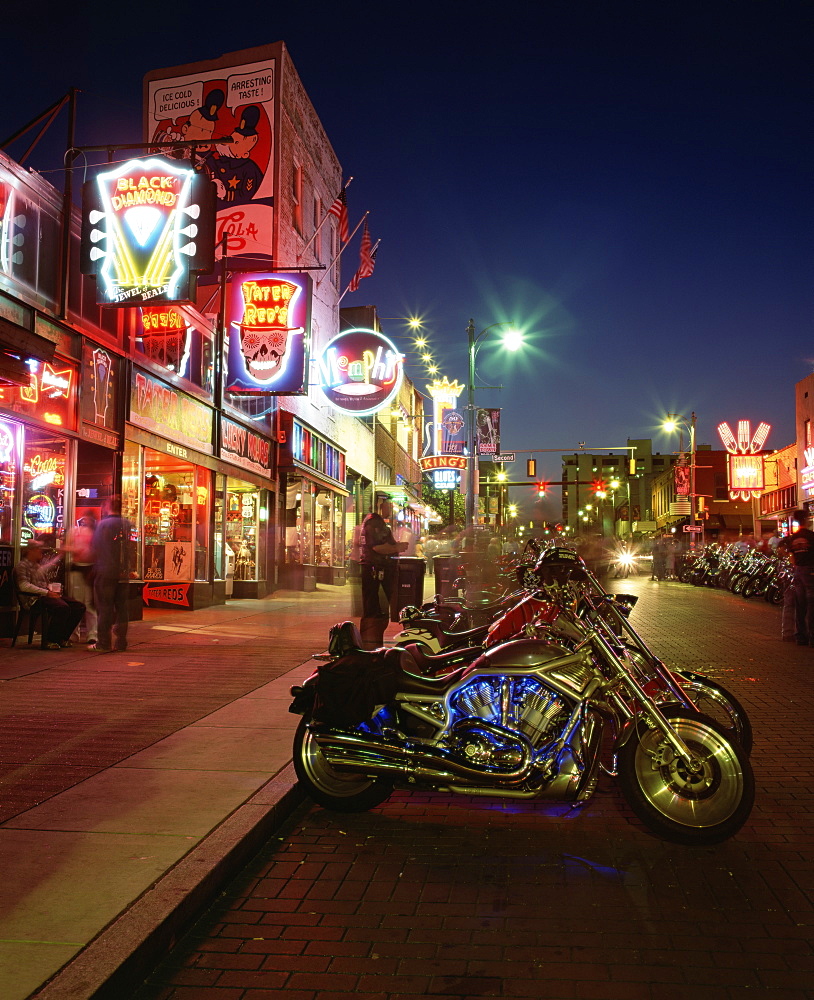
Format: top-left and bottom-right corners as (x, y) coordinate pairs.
(145, 56), (275, 261)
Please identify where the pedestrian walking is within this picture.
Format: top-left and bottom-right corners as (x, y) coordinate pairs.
(776, 508), (814, 645)
(14, 541), (86, 648)
(358, 495), (408, 649)
(61, 514), (98, 644)
(92, 497), (133, 652)
(651, 535), (667, 581)
(665, 536), (676, 580)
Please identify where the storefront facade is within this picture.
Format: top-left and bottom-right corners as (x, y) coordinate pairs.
(126, 366), (219, 610)
(218, 414), (275, 598)
(279, 413), (347, 590)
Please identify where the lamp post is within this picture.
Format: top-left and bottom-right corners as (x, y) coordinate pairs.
(664, 412), (699, 545)
(465, 318), (523, 530)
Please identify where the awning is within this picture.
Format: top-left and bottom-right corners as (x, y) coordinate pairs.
(0, 315), (58, 362)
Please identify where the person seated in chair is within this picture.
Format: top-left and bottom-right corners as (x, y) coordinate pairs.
(14, 540), (86, 649)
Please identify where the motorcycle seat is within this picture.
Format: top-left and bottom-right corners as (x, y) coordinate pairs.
(395, 658), (478, 695)
(400, 642), (482, 676)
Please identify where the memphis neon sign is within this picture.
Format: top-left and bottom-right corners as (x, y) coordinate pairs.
(318, 328), (404, 415)
(717, 419), (770, 500)
(82, 156), (214, 306)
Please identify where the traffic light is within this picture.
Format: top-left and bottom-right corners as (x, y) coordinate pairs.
(527, 459), (537, 478)
(536, 481), (548, 497)
(591, 477), (607, 496)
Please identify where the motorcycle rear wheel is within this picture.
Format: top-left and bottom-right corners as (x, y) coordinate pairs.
(293, 718), (394, 813)
(617, 708), (754, 845)
(674, 671), (753, 756)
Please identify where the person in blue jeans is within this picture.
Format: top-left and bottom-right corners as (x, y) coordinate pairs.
(358, 496), (407, 649)
(92, 497), (132, 652)
(777, 509), (814, 645)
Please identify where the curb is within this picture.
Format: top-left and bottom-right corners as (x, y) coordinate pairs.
(31, 764), (305, 1000)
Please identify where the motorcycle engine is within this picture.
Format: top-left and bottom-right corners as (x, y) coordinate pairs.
(451, 676), (571, 749)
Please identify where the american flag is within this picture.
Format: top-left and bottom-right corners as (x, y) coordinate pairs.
(327, 187), (349, 243)
(348, 223), (377, 292)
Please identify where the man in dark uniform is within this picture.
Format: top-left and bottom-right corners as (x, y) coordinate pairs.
(777, 508), (814, 645)
(359, 495), (408, 649)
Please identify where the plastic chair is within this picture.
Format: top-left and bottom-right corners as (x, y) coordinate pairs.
(11, 588), (51, 648)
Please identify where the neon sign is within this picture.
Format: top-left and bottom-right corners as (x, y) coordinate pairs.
(717, 419), (770, 500)
(0, 421), (16, 463)
(139, 306), (192, 376)
(427, 377), (466, 457)
(81, 156), (215, 306)
(0, 359), (77, 430)
(226, 272), (311, 395)
(317, 328), (404, 415)
(24, 493), (56, 531)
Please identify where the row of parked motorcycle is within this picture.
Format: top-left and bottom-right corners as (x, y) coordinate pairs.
(677, 542), (791, 604)
(289, 541), (755, 846)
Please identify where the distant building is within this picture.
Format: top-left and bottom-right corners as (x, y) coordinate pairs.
(561, 439), (676, 537)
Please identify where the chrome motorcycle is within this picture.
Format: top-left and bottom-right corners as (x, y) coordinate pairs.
(290, 547), (755, 845)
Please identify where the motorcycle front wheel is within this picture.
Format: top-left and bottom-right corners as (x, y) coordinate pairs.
(674, 670), (753, 756)
(293, 718), (394, 813)
(617, 708), (754, 845)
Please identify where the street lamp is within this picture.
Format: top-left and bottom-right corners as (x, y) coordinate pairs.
(465, 318), (523, 529)
(663, 412), (700, 544)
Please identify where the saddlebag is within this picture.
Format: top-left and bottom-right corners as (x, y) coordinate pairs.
(313, 647), (403, 727)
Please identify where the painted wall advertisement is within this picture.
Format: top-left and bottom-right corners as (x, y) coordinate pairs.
(145, 53), (275, 261)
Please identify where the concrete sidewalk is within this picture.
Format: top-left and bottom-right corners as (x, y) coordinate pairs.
(0, 584), (388, 1000)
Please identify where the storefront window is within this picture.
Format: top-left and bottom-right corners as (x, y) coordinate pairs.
(285, 476), (314, 564)
(224, 478), (265, 581)
(122, 439), (143, 578)
(195, 468), (211, 581)
(332, 494), (345, 565)
(0, 418), (19, 545)
(213, 476), (225, 580)
(143, 448), (197, 583)
(21, 429), (67, 549)
(315, 489), (333, 566)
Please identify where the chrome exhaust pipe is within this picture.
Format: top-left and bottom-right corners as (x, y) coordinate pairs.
(311, 726), (533, 787)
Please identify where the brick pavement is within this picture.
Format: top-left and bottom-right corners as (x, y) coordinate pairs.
(133, 576), (814, 1000)
(0, 584), (387, 1000)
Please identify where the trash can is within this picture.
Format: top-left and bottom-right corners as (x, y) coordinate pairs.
(390, 556), (426, 621)
(433, 554), (462, 600)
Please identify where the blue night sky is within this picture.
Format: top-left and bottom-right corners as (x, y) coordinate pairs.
(4, 1), (811, 508)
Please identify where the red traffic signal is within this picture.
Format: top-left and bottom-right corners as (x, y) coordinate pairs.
(591, 477), (607, 496)
(535, 481), (548, 497)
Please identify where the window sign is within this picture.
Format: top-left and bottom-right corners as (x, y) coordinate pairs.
(130, 367), (213, 454)
(0, 357), (77, 430)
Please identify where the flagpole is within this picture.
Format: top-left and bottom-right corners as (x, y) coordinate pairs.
(315, 211), (369, 288)
(338, 239), (380, 302)
(298, 176), (354, 261)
